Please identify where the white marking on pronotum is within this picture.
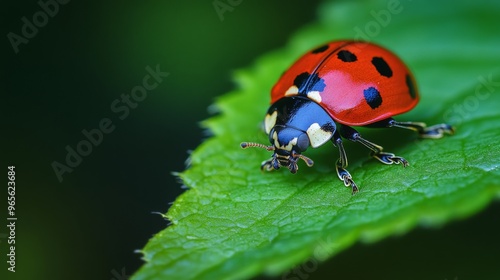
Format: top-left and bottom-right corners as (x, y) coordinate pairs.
(273, 132), (298, 151)
(285, 85), (299, 96)
(307, 91), (322, 103)
(264, 111), (278, 134)
(306, 123), (333, 148)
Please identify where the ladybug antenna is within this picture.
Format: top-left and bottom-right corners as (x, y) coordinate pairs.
(240, 142), (274, 151)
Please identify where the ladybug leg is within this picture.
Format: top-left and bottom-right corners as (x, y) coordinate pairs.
(369, 118), (454, 138)
(332, 132), (359, 194)
(260, 159), (275, 172)
(389, 120), (454, 138)
(340, 125), (409, 167)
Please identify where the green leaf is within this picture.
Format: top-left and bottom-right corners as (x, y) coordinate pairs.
(133, 0), (500, 279)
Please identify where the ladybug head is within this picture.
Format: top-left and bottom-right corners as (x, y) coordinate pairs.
(241, 125), (314, 174)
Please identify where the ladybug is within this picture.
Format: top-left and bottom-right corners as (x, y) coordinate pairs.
(241, 40), (454, 194)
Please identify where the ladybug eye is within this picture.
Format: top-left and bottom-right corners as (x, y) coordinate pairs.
(296, 133), (310, 152)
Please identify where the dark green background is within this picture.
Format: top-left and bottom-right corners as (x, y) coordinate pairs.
(2, 1), (499, 280)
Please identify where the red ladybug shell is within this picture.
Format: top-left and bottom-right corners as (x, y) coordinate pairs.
(271, 41), (419, 126)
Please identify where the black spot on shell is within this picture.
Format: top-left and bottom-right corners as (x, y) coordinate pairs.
(363, 87), (383, 109)
(311, 44), (329, 54)
(321, 123), (336, 133)
(293, 73), (309, 91)
(406, 74), (417, 99)
(371, 57), (393, 78)
(293, 72), (326, 95)
(337, 50), (357, 62)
